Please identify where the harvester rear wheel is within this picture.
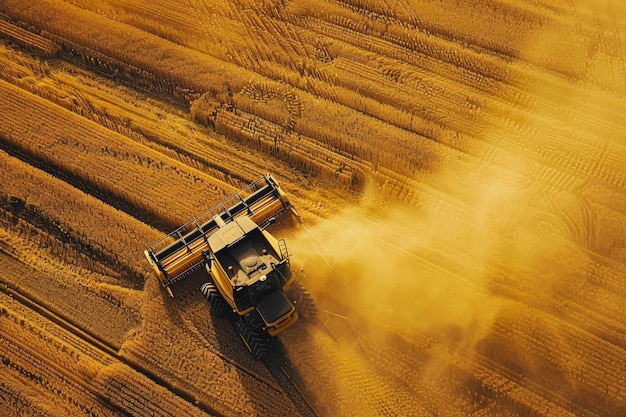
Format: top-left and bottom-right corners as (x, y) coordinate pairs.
(235, 318), (269, 360)
(290, 284), (318, 320)
(200, 282), (228, 316)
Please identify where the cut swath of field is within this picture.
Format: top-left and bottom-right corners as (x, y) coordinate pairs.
(120, 277), (301, 417)
(0, 296), (115, 416)
(0, 79), (235, 228)
(0, 249), (140, 349)
(0, 40), (351, 226)
(0, 291), (217, 417)
(94, 363), (216, 417)
(0, 18), (59, 56)
(0, 148), (158, 283)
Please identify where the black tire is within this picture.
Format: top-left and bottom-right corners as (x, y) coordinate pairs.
(235, 318), (269, 360)
(290, 284), (318, 321)
(200, 282), (229, 316)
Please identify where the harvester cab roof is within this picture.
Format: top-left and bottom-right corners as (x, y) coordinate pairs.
(209, 217), (288, 285)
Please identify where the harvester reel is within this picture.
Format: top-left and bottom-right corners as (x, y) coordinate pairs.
(200, 282), (229, 316)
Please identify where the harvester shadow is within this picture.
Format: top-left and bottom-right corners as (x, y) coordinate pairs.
(158, 268), (273, 417)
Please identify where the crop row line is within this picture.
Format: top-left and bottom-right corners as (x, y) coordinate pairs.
(0, 277), (225, 417)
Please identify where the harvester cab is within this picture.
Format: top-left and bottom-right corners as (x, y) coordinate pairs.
(144, 174), (310, 359)
(204, 214), (297, 336)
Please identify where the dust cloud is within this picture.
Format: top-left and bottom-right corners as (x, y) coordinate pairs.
(283, 2), (626, 412)
(283, 159), (552, 417)
(289, 167), (522, 354)
(289, 0), (626, 359)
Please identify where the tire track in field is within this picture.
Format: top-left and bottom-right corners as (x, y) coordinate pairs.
(290, 203), (625, 416)
(0, 134), (173, 234)
(264, 344), (320, 417)
(48, 55), (258, 184)
(0, 191), (143, 289)
(0, 281), (226, 417)
(173, 280), (321, 417)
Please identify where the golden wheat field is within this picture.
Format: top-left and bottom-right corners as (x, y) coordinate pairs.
(0, 0), (625, 416)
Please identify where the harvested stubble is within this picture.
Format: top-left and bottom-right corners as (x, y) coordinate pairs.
(0, 148), (158, 281)
(0, 80), (232, 227)
(0, 294), (118, 417)
(119, 278), (301, 417)
(0, 18), (59, 56)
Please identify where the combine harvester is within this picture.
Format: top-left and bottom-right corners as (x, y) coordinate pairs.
(144, 174), (315, 359)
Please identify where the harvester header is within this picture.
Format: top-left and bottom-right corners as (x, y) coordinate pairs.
(144, 174), (292, 296)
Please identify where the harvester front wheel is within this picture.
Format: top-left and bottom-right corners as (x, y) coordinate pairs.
(290, 284), (318, 321)
(235, 318), (269, 360)
(200, 282), (229, 316)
